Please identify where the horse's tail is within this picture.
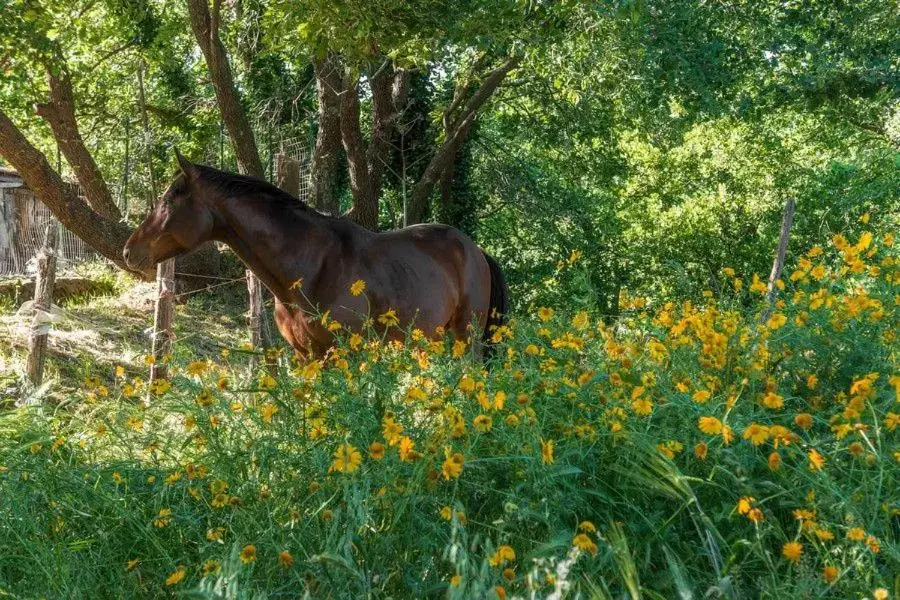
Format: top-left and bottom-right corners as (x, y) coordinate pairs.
(482, 252), (510, 359)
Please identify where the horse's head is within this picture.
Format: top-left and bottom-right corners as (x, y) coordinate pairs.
(124, 151), (214, 272)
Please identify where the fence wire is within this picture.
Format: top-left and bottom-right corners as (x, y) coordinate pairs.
(278, 136), (313, 203)
(0, 186), (96, 277)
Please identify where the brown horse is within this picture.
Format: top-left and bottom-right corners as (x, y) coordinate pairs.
(123, 153), (509, 358)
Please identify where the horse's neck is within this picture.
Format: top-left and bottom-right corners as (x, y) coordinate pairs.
(211, 196), (330, 301)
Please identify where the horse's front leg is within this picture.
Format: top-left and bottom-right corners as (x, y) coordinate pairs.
(273, 299), (305, 354)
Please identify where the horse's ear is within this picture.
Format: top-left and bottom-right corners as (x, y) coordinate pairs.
(174, 148), (198, 180)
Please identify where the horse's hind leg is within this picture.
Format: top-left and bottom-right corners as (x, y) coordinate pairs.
(447, 239), (492, 361)
(447, 313), (479, 361)
(448, 297), (489, 361)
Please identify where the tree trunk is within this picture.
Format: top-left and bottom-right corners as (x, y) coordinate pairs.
(0, 108), (142, 275)
(26, 222), (59, 386)
(311, 56), (343, 214)
(185, 0), (264, 179)
(407, 112), (476, 224)
(186, 0), (271, 352)
(34, 65), (121, 221)
(367, 63), (400, 200)
(339, 74), (379, 230)
(136, 60), (158, 206)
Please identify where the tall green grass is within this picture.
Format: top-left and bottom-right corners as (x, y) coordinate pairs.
(0, 229), (896, 599)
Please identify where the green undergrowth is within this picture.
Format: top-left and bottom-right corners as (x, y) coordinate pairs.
(0, 228), (897, 599)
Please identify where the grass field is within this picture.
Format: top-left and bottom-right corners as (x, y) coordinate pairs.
(0, 229), (897, 599)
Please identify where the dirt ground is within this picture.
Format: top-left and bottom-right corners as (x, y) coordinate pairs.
(0, 276), (257, 404)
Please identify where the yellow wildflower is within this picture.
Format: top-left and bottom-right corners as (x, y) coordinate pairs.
(767, 313), (787, 330)
(793, 413), (813, 430)
(694, 441), (708, 460)
(186, 360), (208, 376)
(398, 436), (416, 461)
(572, 533), (598, 555)
(378, 309), (400, 327)
(201, 559), (220, 576)
(369, 441), (386, 460)
(259, 402), (278, 424)
(692, 390), (711, 404)
(489, 545), (516, 567)
(165, 566), (186, 586)
(540, 439), (555, 464)
(240, 544), (256, 564)
(329, 443), (362, 473)
(698, 416), (723, 435)
(349, 279), (366, 296)
(762, 391), (783, 409)
(383, 415), (403, 445)
(782, 541), (803, 563)
(632, 397), (653, 415)
(808, 449), (825, 471)
(578, 520), (597, 533)
(743, 423), (769, 446)
(349, 333), (363, 351)
(442, 449), (465, 480)
(473, 414), (493, 432)
(152, 508), (172, 528)
(278, 550), (293, 568)
(571, 311), (590, 330)
(657, 440), (683, 459)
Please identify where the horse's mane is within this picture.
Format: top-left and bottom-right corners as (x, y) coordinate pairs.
(195, 164), (312, 211)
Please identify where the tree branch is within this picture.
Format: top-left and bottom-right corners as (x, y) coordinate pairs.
(0, 108), (143, 276)
(407, 55), (519, 224)
(186, 0), (264, 178)
(34, 63), (122, 220)
(367, 62), (402, 201)
(311, 56), (343, 214)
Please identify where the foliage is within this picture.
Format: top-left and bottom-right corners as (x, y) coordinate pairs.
(1, 224), (897, 598)
(2, 0), (897, 300)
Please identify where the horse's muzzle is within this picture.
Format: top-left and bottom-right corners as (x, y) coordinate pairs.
(122, 243), (150, 272)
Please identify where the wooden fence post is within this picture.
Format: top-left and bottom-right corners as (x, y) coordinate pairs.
(275, 152), (301, 198)
(150, 258), (176, 384)
(26, 221), (59, 386)
(761, 197), (796, 323)
(247, 270), (266, 351)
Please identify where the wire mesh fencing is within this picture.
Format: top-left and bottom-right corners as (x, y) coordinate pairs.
(278, 136), (313, 203)
(0, 185), (97, 278)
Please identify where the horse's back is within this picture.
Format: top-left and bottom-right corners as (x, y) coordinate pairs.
(357, 223), (491, 336)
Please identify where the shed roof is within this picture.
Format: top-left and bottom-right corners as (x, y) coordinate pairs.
(0, 167), (25, 189)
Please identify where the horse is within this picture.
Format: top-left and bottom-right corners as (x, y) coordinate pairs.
(123, 152), (509, 359)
